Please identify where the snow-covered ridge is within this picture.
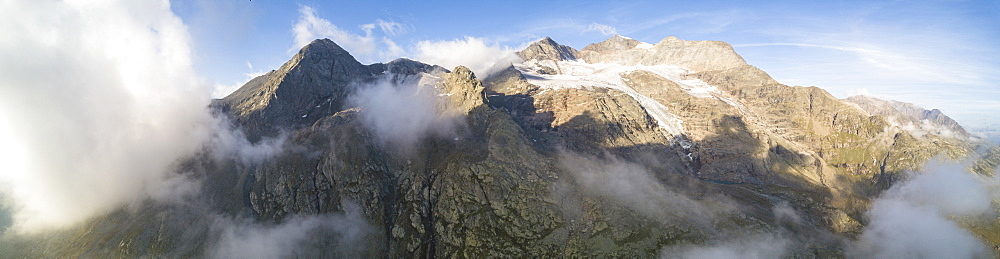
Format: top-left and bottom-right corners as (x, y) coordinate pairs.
(517, 59), (719, 98)
(515, 60), (689, 137)
(514, 58), (747, 138)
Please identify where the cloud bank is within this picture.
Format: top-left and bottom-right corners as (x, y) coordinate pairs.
(414, 37), (520, 78)
(850, 162), (997, 258)
(349, 77), (462, 152)
(0, 0), (215, 232)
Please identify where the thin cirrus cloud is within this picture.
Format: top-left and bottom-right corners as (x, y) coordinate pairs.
(585, 23), (618, 36)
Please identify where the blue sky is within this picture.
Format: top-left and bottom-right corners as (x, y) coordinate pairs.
(171, 0), (999, 129)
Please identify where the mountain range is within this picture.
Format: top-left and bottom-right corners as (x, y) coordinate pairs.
(3, 35), (997, 257)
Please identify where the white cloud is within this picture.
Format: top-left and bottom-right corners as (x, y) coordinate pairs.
(208, 201), (372, 258)
(379, 38), (407, 63)
(0, 0), (215, 232)
(292, 6), (375, 56)
(205, 117), (288, 167)
(349, 77), (461, 152)
(414, 37), (520, 78)
(850, 162), (996, 258)
(374, 19), (407, 36)
(291, 6), (519, 78)
(291, 6), (407, 64)
(557, 153), (731, 223)
(586, 22), (618, 36)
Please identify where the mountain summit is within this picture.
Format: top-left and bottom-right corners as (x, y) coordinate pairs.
(578, 35), (747, 71)
(517, 37), (579, 62)
(213, 39), (445, 141)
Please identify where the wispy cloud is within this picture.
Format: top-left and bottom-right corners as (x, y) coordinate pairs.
(585, 22), (617, 36)
(291, 6), (405, 63)
(208, 200), (372, 258)
(374, 19), (409, 36)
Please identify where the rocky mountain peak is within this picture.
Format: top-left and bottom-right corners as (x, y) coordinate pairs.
(441, 66), (486, 113)
(578, 35), (747, 72)
(212, 38), (383, 141)
(845, 95), (970, 138)
(657, 36), (681, 43)
(290, 38), (367, 73)
(581, 35), (641, 53)
(300, 38), (349, 54)
(517, 37), (579, 62)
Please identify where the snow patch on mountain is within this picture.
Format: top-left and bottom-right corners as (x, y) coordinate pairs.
(515, 60), (689, 137)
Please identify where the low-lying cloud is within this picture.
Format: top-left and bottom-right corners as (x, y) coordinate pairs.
(206, 117), (289, 167)
(557, 152), (730, 223)
(349, 76), (462, 152)
(0, 0), (215, 232)
(850, 162), (997, 258)
(208, 201), (372, 258)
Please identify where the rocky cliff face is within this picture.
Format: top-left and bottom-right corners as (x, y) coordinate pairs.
(12, 36), (997, 257)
